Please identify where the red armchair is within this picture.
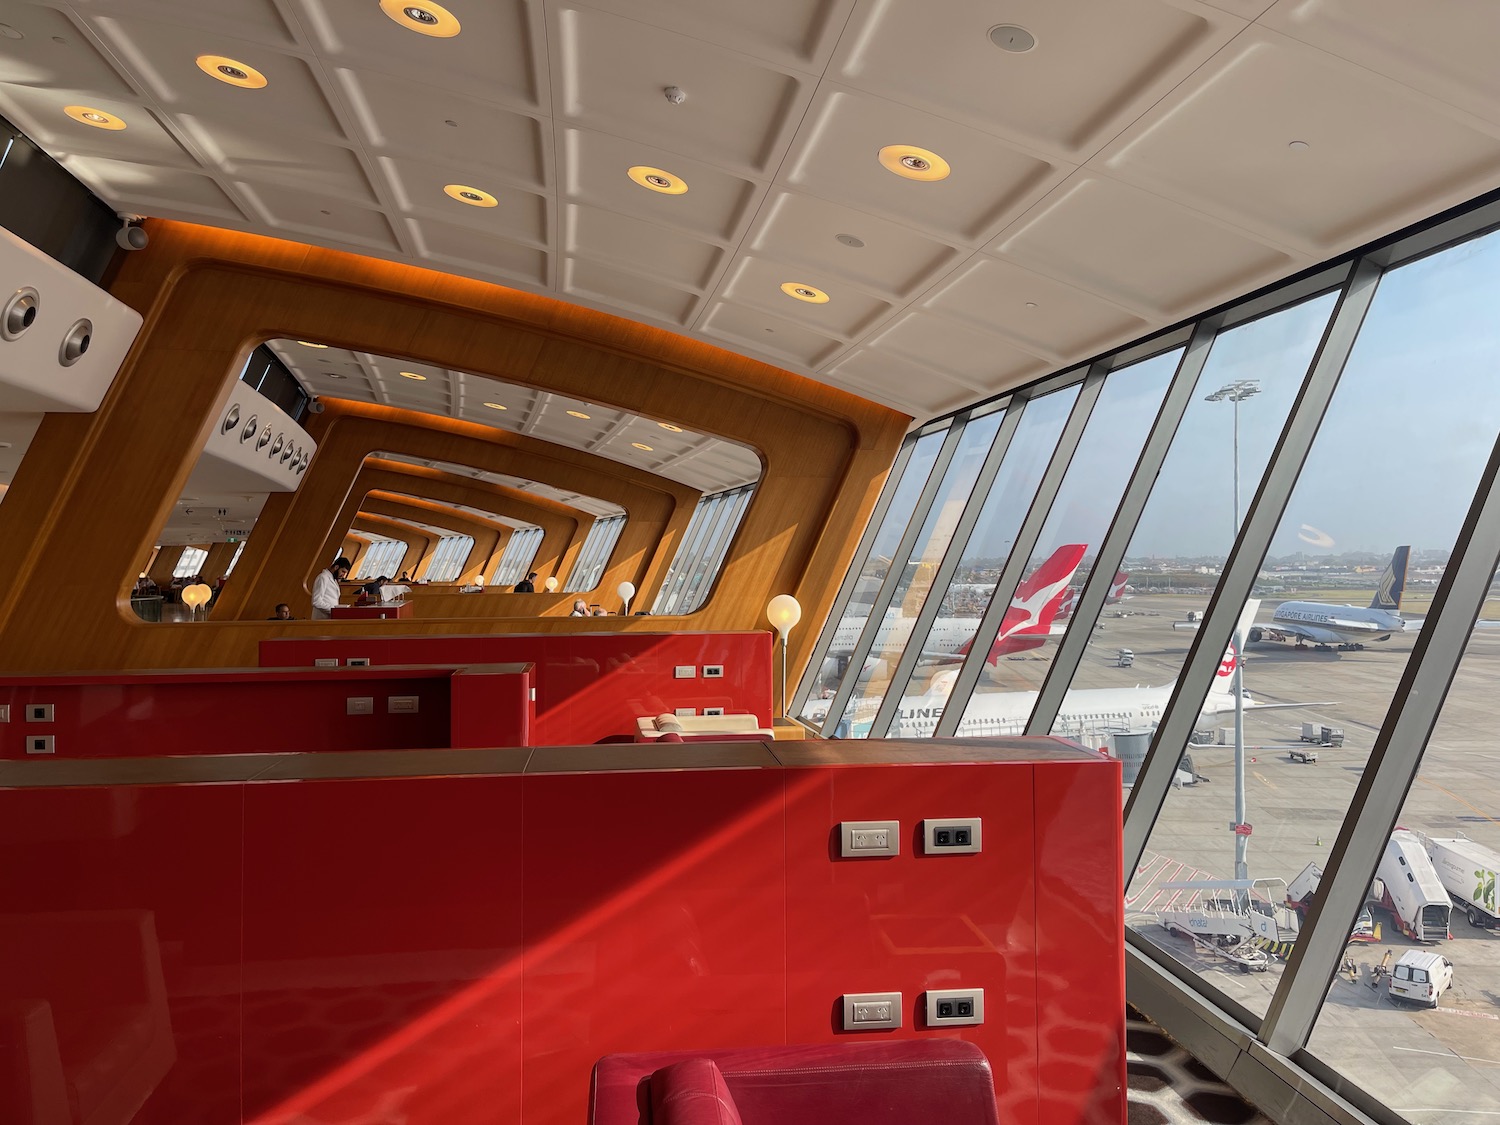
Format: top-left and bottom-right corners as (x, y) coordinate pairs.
(589, 1040), (1000, 1125)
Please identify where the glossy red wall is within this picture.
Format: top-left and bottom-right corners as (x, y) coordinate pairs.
(259, 632), (773, 745)
(0, 740), (1124, 1125)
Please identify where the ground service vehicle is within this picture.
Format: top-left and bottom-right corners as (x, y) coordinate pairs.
(1423, 835), (1500, 928)
(1388, 950), (1453, 1007)
(1374, 829), (1452, 942)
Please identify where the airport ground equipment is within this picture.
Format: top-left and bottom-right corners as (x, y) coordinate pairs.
(1388, 950), (1453, 1007)
(1299, 722), (1343, 747)
(1374, 829), (1452, 942)
(1421, 834), (1500, 928)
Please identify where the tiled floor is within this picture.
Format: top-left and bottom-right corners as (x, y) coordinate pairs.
(1127, 1006), (1272, 1125)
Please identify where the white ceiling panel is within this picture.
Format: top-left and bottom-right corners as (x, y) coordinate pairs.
(405, 217), (548, 284)
(564, 202), (722, 290)
(381, 153), (547, 241)
(783, 87), (1071, 244)
(822, 349), (979, 418)
(0, 4), (137, 95)
(71, 0), (302, 50)
(563, 258), (698, 324)
(719, 255), (889, 338)
(868, 311), (1047, 391)
(0, 86), (190, 166)
(700, 301), (844, 368)
(62, 156), (242, 216)
(239, 181), (400, 250)
(179, 118), (377, 202)
(569, 0), (853, 71)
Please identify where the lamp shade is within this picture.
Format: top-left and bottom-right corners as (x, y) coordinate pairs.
(766, 593), (801, 639)
(544, 576), (559, 592)
(617, 581), (636, 602)
(180, 583), (212, 610)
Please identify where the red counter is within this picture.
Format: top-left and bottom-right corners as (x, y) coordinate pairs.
(0, 738), (1124, 1125)
(329, 602), (413, 620)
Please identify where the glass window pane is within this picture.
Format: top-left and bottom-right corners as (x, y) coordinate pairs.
(492, 527), (543, 586)
(565, 515), (626, 592)
(840, 409), (1006, 728)
(354, 540), (404, 580)
(173, 546), (208, 578)
(425, 535), (474, 582)
(1130, 225), (1500, 1027)
(798, 427), (948, 723)
(1059, 294), (1339, 711)
(943, 350), (1180, 734)
(223, 540), (246, 577)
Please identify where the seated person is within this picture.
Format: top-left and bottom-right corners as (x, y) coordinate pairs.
(268, 603), (294, 620)
(569, 598), (589, 616)
(361, 575), (389, 597)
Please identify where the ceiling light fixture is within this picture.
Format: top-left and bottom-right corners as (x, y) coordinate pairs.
(1288, 139), (1310, 151)
(658, 422), (683, 432)
(380, 0), (461, 37)
(628, 165), (688, 195)
(988, 24), (1036, 52)
(196, 55), (268, 88)
(298, 341), (328, 348)
(566, 410), (591, 419)
(483, 401), (507, 410)
(65, 105), (126, 130)
(632, 442), (653, 451)
(878, 144), (950, 182)
(399, 370), (426, 380)
(444, 183), (498, 207)
(835, 233), (865, 248)
(780, 282), (830, 304)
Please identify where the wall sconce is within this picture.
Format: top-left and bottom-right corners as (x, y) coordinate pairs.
(766, 594), (802, 719)
(180, 582), (213, 619)
(544, 576), (559, 592)
(618, 581), (636, 615)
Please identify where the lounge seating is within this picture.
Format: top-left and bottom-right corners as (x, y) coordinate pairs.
(589, 1040), (1000, 1125)
(635, 713), (773, 742)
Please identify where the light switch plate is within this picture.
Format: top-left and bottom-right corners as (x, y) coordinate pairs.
(0, 704), (8, 723)
(314, 658), (339, 668)
(840, 820), (900, 857)
(842, 992), (901, 1030)
(388, 695), (419, 714)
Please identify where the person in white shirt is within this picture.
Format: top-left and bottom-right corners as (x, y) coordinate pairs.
(311, 557), (352, 619)
(569, 599), (589, 616)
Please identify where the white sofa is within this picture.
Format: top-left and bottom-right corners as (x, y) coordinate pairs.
(635, 713), (774, 742)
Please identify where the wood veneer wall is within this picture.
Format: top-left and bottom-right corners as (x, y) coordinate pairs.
(357, 494), (503, 584)
(0, 222), (908, 672)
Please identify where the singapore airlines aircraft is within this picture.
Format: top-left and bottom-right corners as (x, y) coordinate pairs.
(1251, 546), (1414, 649)
(825, 544), (1087, 673)
(815, 599), (1330, 740)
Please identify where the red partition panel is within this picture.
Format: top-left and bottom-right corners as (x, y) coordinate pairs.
(450, 664), (533, 748)
(259, 633), (773, 746)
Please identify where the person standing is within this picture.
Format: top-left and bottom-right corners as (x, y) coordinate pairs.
(311, 557), (351, 619)
(513, 571), (537, 593)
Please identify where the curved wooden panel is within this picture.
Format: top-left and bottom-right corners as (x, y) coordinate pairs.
(349, 515), (432, 580)
(357, 493), (502, 583)
(0, 221), (907, 671)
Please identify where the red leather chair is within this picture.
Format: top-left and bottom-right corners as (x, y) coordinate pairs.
(589, 1040), (1000, 1125)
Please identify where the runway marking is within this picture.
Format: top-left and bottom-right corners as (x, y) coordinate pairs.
(1394, 1046), (1500, 1066)
(1253, 770), (1277, 790)
(1418, 776), (1500, 824)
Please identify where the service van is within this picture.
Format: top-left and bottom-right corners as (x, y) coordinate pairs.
(1115, 649), (1134, 667)
(1388, 950), (1453, 1007)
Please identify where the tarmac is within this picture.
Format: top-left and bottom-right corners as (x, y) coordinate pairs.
(993, 594), (1500, 1125)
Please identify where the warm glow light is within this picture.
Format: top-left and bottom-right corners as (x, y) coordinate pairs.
(196, 55), (268, 88)
(877, 144), (951, 181)
(780, 282), (830, 304)
(766, 593), (801, 640)
(379, 0), (461, 37)
(298, 341), (328, 349)
(443, 183), (498, 207)
(631, 442), (653, 451)
(658, 422), (683, 432)
(180, 583), (213, 613)
(483, 402), (507, 410)
(543, 576), (559, 592)
(399, 371), (426, 380)
(566, 410), (590, 419)
(627, 165), (688, 195)
(65, 105), (126, 130)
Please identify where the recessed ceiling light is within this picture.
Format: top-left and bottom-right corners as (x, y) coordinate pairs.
(781, 282), (830, 304)
(444, 183), (498, 207)
(298, 341), (328, 348)
(64, 105), (125, 130)
(483, 401), (507, 410)
(566, 410), (591, 419)
(0, 24), (23, 40)
(632, 442), (654, 451)
(878, 144), (950, 182)
(658, 422), (683, 432)
(835, 233), (865, 248)
(628, 165), (688, 195)
(399, 371), (426, 380)
(989, 24), (1036, 52)
(196, 55), (268, 88)
(380, 0), (461, 37)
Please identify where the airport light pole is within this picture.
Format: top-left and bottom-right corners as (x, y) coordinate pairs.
(1205, 379), (1260, 885)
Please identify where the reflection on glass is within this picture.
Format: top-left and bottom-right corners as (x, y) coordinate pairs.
(1061, 294), (1338, 706)
(799, 428), (946, 724)
(491, 526), (543, 586)
(943, 349), (1180, 735)
(838, 409), (1004, 728)
(1130, 226), (1500, 1034)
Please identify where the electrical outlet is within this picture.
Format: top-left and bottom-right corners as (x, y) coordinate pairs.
(346, 657), (371, 667)
(26, 703), (54, 722)
(703, 664), (724, 678)
(346, 697), (374, 715)
(703, 706), (725, 717)
(674, 706), (696, 717)
(314, 658), (340, 668)
(925, 988), (984, 1027)
(0, 704), (9, 723)
(840, 820), (900, 857)
(27, 735), (55, 755)
(674, 665), (696, 679)
(923, 817), (982, 854)
(842, 992), (901, 1030)
(388, 695), (419, 714)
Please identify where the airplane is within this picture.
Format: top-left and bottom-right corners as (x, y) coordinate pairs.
(1250, 546), (1413, 650)
(1054, 570), (1131, 623)
(822, 544), (1087, 675)
(810, 599), (1332, 740)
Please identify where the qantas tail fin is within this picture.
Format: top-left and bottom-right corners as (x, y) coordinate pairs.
(1207, 599), (1262, 700)
(1369, 546), (1410, 611)
(950, 544), (1086, 667)
(1108, 571), (1131, 603)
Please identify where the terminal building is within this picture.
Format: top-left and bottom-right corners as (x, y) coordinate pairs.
(2, 4), (1499, 1125)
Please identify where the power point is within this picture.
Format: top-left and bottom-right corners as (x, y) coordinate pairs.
(840, 820), (899, 857)
(842, 992), (901, 1030)
(314, 658), (340, 668)
(923, 817), (982, 854)
(346, 696), (374, 715)
(27, 735), (55, 755)
(703, 706), (725, 716)
(703, 664), (724, 678)
(388, 695), (419, 714)
(0, 704), (9, 723)
(674, 707), (696, 717)
(346, 657), (371, 667)
(26, 703), (54, 722)
(926, 988), (984, 1027)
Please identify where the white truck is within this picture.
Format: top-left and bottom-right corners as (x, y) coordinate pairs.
(1423, 835), (1500, 929)
(1373, 829), (1451, 942)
